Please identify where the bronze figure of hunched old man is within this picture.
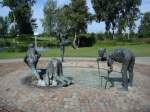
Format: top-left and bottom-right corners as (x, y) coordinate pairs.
(98, 48), (135, 91)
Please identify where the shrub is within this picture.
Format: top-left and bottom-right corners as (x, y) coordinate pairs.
(95, 33), (105, 40)
(16, 36), (34, 42)
(5, 47), (15, 52)
(0, 39), (12, 47)
(96, 40), (117, 46)
(16, 44), (28, 52)
(77, 33), (96, 47)
(37, 38), (59, 48)
(5, 44), (28, 52)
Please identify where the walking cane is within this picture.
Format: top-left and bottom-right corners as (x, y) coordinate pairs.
(97, 60), (103, 88)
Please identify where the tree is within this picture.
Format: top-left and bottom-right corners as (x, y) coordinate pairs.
(91, 0), (119, 39)
(42, 0), (89, 38)
(42, 0), (74, 38)
(54, 6), (73, 37)
(1, 0), (36, 35)
(0, 16), (8, 36)
(69, 0), (89, 35)
(117, 17), (126, 35)
(54, 0), (90, 44)
(138, 12), (150, 38)
(91, 0), (141, 39)
(42, 0), (57, 35)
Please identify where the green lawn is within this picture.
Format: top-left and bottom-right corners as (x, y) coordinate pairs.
(0, 43), (150, 59)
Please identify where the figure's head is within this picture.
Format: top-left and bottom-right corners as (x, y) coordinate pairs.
(98, 48), (106, 57)
(28, 43), (34, 48)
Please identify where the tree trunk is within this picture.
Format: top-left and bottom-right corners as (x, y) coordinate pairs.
(112, 29), (115, 40)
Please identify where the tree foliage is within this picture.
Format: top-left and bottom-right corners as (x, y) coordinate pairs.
(69, 0), (89, 34)
(53, 6), (73, 37)
(91, 0), (141, 38)
(138, 12), (150, 38)
(1, 0), (36, 35)
(42, 0), (57, 35)
(42, 0), (89, 38)
(0, 16), (8, 36)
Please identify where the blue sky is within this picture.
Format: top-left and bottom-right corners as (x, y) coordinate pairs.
(0, 0), (150, 34)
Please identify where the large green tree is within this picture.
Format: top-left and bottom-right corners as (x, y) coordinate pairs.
(91, 0), (119, 38)
(42, 0), (89, 38)
(91, 0), (141, 39)
(54, 5), (73, 37)
(1, 0), (36, 35)
(0, 16), (8, 36)
(42, 0), (57, 35)
(138, 12), (150, 38)
(69, 0), (89, 35)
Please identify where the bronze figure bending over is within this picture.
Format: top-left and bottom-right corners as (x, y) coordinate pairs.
(98, 48), (135, 91)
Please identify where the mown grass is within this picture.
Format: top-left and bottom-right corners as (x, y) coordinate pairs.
(0, 52), (26, 59)
(0, 43), (149, 59)
(42, 43), (150, 57)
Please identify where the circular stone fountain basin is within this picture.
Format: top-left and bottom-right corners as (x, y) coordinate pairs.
(23, 67), (122, 89)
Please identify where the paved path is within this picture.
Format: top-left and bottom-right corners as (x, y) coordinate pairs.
(134, 57), (150, 65)
(0, 57), (150, 65)
(0, 60), (150, 112)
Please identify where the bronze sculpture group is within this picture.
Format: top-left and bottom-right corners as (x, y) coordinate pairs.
(24, 41), (135, 91)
